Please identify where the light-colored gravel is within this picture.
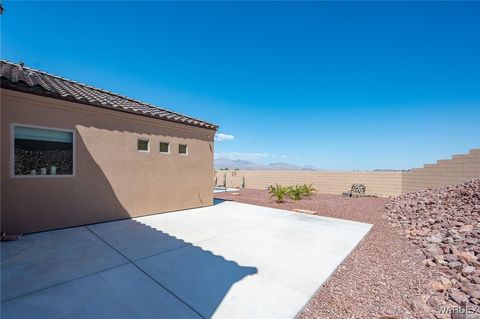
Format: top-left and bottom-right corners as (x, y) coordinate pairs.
(215, 190), (436, 319)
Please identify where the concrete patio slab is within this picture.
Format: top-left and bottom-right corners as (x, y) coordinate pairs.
(132, 200), (291, 244)
(135, 244), (258, 319)
(1, 264), (202, 319)
(87, 219), (189, 261)
(0, 227), (128, 301)
(136, 205), (371, 319)
(1, 200), (372, 319)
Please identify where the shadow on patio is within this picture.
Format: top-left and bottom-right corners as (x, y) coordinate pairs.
(1, 217), (258, 319)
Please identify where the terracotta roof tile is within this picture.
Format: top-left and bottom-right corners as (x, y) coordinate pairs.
(0, 61), (218, 130)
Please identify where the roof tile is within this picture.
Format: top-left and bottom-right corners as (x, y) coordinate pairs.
(0, 61), (218, 130)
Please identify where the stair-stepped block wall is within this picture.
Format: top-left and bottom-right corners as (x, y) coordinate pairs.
(215, 149), (480, 197)
(401, 149), (480, 193)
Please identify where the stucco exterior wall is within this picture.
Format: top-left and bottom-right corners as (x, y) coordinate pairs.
(1, 89), (215, 234)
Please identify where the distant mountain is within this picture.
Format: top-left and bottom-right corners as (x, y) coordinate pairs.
(266, 162), (317, 170)
(214, 158), (317, 170)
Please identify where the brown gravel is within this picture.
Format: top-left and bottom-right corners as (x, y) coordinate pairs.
(387, 179), (480, 317)
(215, 189), (436, 319)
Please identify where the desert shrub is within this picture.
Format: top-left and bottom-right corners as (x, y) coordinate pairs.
(300, 184), (317, 198)
(268, 184), (290, 203)
(288, 185), (305, 201)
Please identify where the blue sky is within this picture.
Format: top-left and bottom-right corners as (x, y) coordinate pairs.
(2, 1), (479, 170)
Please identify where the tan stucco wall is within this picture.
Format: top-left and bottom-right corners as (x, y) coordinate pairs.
(1, 89), (215, 234)
(215, 149), (480, 197)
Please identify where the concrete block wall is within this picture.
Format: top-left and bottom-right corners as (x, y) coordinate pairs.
(214, 149), (480, 197)
(215, 170), (403, 197)
(401, 148), (480, 193)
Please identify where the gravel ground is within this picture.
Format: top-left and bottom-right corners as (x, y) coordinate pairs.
(215, 189), (436, 319)
(387, 179), (480, 317)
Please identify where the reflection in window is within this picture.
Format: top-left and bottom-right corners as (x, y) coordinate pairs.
(137, 139), (149, 152)
(159, 142), (170, 154)
(14, 125), (73, 176)
(179, 144), (188, 155)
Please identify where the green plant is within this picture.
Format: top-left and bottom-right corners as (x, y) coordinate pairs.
(300, 184), (317, 198)
(288, 185), (304, 201)
(268, 184), (290, 203)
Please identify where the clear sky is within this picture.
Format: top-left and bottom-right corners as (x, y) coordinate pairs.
(2, 1), (479, 170)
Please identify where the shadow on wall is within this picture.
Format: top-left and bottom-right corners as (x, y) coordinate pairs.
(1, 217), (257, 319)
(3, 130), (131, 234)
(76, 124), (213, 215)
(4, 121), (213, 234)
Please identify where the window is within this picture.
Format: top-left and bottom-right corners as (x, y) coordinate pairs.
(159, 142), (170, 154)
(137, 139), (149, 152)
(13, 125), (74, 176)
(178, 144), (188, 155)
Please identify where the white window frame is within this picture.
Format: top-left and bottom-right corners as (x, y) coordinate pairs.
(159, 141), (170, 154)
(178, 144), (188, 156)
(137, 138), (150, 153)
(10, 123), (76, 178)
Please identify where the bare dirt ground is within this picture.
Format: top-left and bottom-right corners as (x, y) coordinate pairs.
(215, 189), (436, 319)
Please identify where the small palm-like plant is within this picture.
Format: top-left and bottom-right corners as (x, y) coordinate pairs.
(288, 185), (304, 201)
(268, 184), (289, 203)
(301, 184), (317, 198)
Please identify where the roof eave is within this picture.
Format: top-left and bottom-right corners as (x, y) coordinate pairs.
(1, 80), (219, 131)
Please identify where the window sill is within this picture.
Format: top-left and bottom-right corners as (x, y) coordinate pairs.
(11, 174), (76, 179)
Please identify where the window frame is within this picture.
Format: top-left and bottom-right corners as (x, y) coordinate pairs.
(10, 123), (76, 178)
(137, 138), (150, 153)
(159, 141), (170, 154)
(178, 144), (188, 156)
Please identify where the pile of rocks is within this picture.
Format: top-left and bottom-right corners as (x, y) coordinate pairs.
(351, 183), (366, 195)
(15, 149), (73, 175)
(386, 178), (480, 315)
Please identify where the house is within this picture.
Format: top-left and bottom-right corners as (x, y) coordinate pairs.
(0, 61), (218, 234)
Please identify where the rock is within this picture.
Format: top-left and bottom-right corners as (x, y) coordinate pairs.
(409, 299), (426, 313)
(440, 277), (452, 289)
(470, 289), (480, 299)
(449, 289), (469, 305)
(424, 259), (437, 267)
(449, 261), (463, 270)
(466, 238), (479, 245)
(432, 280), (446, 291)
(459, 224), (474, 233)
(462, 265), (476, 276)
(426, 245), (444, 257)
(427, 295), (445, 308)
(435, 255), (446, 264)
(445, 254), (459, 262)
(428, 235), (443, 244)
(459, 282), (479, 298)
(457, 252), (478, 264)
(386, 178), (480, 315)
